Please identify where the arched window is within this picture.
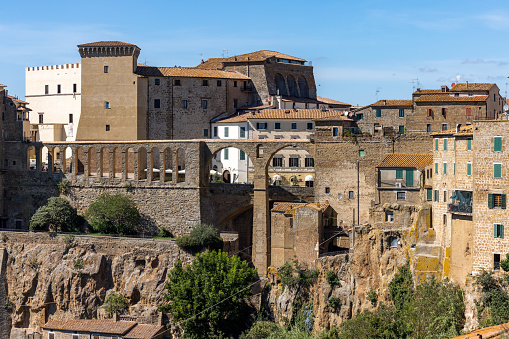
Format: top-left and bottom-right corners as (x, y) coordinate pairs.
(287, 75), (298, 97)
(298, 76), (309, 98)
(275, 73), (288, 96)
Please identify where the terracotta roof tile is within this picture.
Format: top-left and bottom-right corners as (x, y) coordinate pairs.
(78, 41), (138, 48)
(317, 96), (350, 106)
(450, 322), (509, 338)
(196, 50), (306, 69)
(7, 95), (28, 104)
(413, 89), (442, 94)
(43, 319), (137, 335)
(450, 82), (495, 92)
(376, 153), (433, 170)
(135, 66), (249, 79)
(195, 58), (227, 70)
(0, 84), (6, 88)
(217, 109), (351, 123)
(272, 202), (329, 214)
(371, 99), (413, 107)
(124, 324), (165, 338)
(414, 94), (488, 102)
(313, 114), (351, 121)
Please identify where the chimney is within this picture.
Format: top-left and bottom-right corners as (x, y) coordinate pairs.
(466, 81), (468, 88)
(383, 100), (387, 105)
(456, 124), (461, 133)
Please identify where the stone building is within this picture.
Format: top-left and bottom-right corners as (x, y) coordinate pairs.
(354, 99), (413, 135)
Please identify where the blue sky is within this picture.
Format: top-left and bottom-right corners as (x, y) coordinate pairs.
(1, 0), (509, 106)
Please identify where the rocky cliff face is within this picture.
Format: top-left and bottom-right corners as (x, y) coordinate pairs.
(1, 232), (191, 338)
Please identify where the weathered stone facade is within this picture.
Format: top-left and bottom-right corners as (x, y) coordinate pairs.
(354, 99), (413, 135)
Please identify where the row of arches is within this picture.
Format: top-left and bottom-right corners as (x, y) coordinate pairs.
(275, 73), (309, 98)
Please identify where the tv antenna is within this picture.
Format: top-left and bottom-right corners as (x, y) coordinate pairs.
(409, 78), (420, 91)
(374, 89), (380, 101)
(222, 49), (229, 58)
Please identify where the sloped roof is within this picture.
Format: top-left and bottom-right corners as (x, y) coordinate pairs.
(413, 89), (442, 94)
(272, 202), (329, 214)
(376, 153), (433, 170)
(135, 66), (250, 79)
(196, 50), (306, 69)
(124, 324), (165, 339)
(217, 109), (350, 123)
(0, 84), (6, 88)
(371, 99), (413, 107)
(450, 322), (509, 339)
(450, 82), (495, 92)
(414, 94), (488, 103)
(317, 96), (351, 106)
(78, 41), (139, 48)
(43, 319), (137, 335)
(7, 95), (28, 104)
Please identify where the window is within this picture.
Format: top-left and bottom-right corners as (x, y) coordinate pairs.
(233, 81), (237, 87)
(494, 137), (502, 152)
(467, 162), (472, 176)
(435, 139), (438, 151)
(332, 127), (338, 137)
(443, 213), (447, 225)
(223, 148), (229, 160)
(399, 125), (405, 134)
(182, 100), (188, 109)
(495, 253), (501, 269)
(443, 162), (447, 175)
(427, 124), (431, 132)
(289, 157), (299, 167)
(307, 122), (313, 130)
(375, 108), (381, 117)
(494, 223), (504, 238)
(434, 162), (438, 174)
(426, 188), (432, 201)
(488, 193), (507, 209)
(349, 191), (355, 199)
(49, 333), (55, 339)
(240, 151), (246, 160)
(73, 83), (77, 93)
(442, 123), (448, 131)
(213, 126), (218, 137)
(357, 113), (364, 120)
(397, 192), (406, 200)
(434, 190), (439, 202)
(443, 190), (447, 202)
(305, 158), (314, 167)
(273, 157), (282, 167)
(202, 100), (208, 109)
(72, 334), (79, 339)
(396, 169), (403, 179)
(406, 170), (414, 186)
(233, 99), (238, 108)
(202, 80), (208, 86)
(174, 79), (181, 86)
(240, 127), (246, 138)
(444, 139), (447, 151)
(467, 138), (472, 150)
(106, 125), (110, 131)
(57, 84), (61, 94)
(338, 193), (342, 199)
(224, 127), (229, 137)
(203, 129), (208, 137)
(154, 78), (160, 85)
(38, 114), (43, 124)
(386, 211), (394, 222)
(390, 237), (398, 248)
(257, 122), (267, 130)
(494, 163), (503, 178)
(45, 85), (49, 94)
(105, 101), (110, 109)
(291, 122), (297, 130)
(275, 122), (281, 129)
(359, 150), (365, 157)
(325, 187), (330, 194)
(217, 80), (222, 86)
(442, 107), (447, 116)
(69, 114), (73, 124)
(154, 99), (160, 108)
(427, 108), (432, 117)
(466, 107), (471, 116)
(104, 66), (109, 73)
(399, 108), (405, 117)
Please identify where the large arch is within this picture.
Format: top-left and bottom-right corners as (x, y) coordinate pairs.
(204, 144), (255, 185)
(287, 75), (299, 97)
(275, 73), (288, 96)
(298, 76), (309, 98)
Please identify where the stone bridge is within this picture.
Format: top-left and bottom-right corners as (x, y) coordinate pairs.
(29, 139), (315, 272)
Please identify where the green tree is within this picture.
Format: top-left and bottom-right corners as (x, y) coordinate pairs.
(85, 193), (140, 235)
(175, 223), (223, 253)
(160, 250), (257, 338)
(29, 197), (82, 232)
(102, 292), (129, 315)
(336, 305), (404, 339)
(475, 269), (509, 327)
(389, 261), (414, 311)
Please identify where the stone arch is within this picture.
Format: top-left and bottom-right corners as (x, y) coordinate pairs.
(40, 146), (49, 171)
(52, 146), (63, 173)
(125, 147), (135, 179)
(76, 147), (85, 175)
(275, 73), (288, 96)
(204, 144), (255, 185)
(87, 146), (97, 176)
(176, 148), (186, 183)
(150, 146), (161, 181)
(64, 147), (72, 173)
(287, 75), (298, 97)
(298, 76), (309, 98)
(99, 147), (110, 177)
(138, 147), (147, 180)
(112, 147), (122, 178)
(163, 147), (173, 182)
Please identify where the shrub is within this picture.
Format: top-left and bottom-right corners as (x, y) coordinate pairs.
(102, 292), (129, 315)
(388, 261), (414, 311)
(279, 259), (318, 290)
(156, 227), (174, 238)
(475, 269), (509, 326)
(366, 290), (378, 304)
(500, 254), (509, 271)
(325, 270), (339, 286)
(240, 321), (282, 339)
(30, 197), (82, 232)
(85, 193), (140, 235)
(175, 223), (223, 253)
(328, 296), (341, 311)
(74, 258), (84, 270)
(57, 179), (70, 194)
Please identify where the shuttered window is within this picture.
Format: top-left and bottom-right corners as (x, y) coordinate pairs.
(494, 224), (504, 238)
(435, 139), (438, 151)
(426, 189), (432, 201)
(467, 139), (472, 150)
(399, 109), (404, 117)
(494, 137), (502, 152)
(494, 163), (502, 178)
(444, 139), (447, 151)
(376, 109), (381, 117)
(406, 170), (414, 187)
(396, 169), (403, 179)
(435, 162), (438, 174)
(467, 162), (472, 176)
(443, 162), (447, 175)
(489, 194), (507, 209)
(466, 107), (471, 116)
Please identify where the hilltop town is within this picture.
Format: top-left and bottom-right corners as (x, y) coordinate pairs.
(1, 40), (509, 338)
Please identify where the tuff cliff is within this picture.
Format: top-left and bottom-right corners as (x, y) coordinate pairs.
(0, 232), (191, 338)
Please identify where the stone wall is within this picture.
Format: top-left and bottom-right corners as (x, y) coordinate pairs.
(355, 105), (414, 135)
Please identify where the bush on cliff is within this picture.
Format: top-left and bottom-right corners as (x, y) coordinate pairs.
(176, 223), (223, 253)
(102, 292), (129, 315)
(160, 250), (257, 338)
(85, 193), (140, 235)
(29, 197), (82, 232)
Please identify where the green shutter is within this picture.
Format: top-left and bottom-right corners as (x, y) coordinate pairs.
(240, 150), (245, 160)
(467, 139), (472, 150)
(396, 169), (403, 179)
(399, 109), (404, 117)
(495, 224), (498, 237)
(435, 162), (438, 174)
(427, 189), (432, 201)
(444, 139), (447, 151)
(467, 163), (472, 176)
(406, 170), (414, 187)
(435, 139), (438, 151)
(502, 194), (507, 209)
(494, 163), (502, 178)
(494, 137), (502, 152)
(443, 163), (447, 175)
(488, 193), (494, 209)
(376, 109), (381, 117)
(502, 225), (504, 238)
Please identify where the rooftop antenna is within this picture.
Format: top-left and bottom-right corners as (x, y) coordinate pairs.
(374, 89), (380, 101)
(409, 78), (420, 91)
(222, 49), (229, 58)
(199, 53), (203, 63)
(505, 82), (508, 98)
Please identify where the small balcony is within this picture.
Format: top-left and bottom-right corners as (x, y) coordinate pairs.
(447, 190), (472, 215)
